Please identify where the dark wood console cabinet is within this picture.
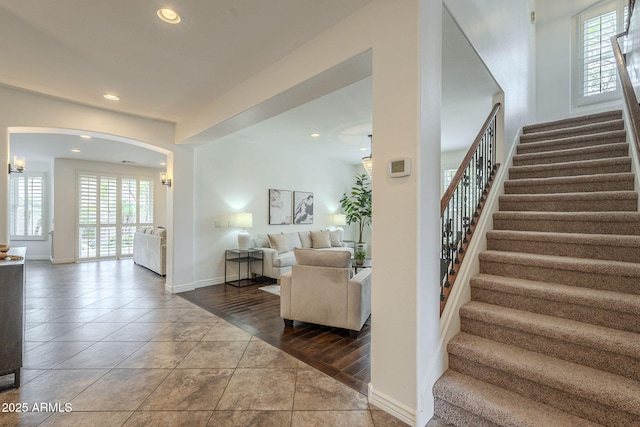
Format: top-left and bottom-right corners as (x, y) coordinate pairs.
(0, 247), (26, 391)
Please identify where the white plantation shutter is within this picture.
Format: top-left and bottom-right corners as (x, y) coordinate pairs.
(10, 174), (45, 239)
(575, 0), (627, 106)
(139, 179), (153, 224)
(100, 176), (117, 225)
(583, 10), (618, 97)
(77, 172), (154, 260)
(121, 178), (137, 224)
(78, 174), (98, 258)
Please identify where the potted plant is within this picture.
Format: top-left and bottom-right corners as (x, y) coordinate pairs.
(340, 173), (372, 252)
(354, 249), (367, 265)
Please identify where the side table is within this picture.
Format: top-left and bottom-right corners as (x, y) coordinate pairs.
(224, 249), (264, 287)
(352, 258), (372, 274)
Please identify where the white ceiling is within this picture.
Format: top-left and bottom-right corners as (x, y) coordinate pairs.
(3, 1), (499, 168)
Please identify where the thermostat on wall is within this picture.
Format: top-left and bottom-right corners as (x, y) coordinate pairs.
(388, 157), (411, 177)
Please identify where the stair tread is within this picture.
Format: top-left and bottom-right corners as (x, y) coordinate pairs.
(461, 301), (640, 358)
(523, 111), (622, 134)
(448, 332), (640, 414)
(499, 190), (638, 201)
(509, 156), (630, 172)
(486, 229), (640, 248)
(517, 130), (626, 154)
(480, 250), (640, 277)
(434, 371), (601, 427)
(504, 172), (634, 187)
(520, 120), (625, 142)
(470, 273), (640, 315)
(493, 210), (640, 221)
(513, 142), (628, 162)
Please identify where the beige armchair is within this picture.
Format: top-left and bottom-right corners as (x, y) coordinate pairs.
(280, 248), (372, 338)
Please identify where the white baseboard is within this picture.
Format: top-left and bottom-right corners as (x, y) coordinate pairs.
(369, 384), (416, 426)
(169, 276), (226, 294)
(51, 257), (75, 264)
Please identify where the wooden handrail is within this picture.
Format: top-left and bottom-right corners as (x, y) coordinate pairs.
(441, 103), (501, 215)
(612, 29), (640, 159)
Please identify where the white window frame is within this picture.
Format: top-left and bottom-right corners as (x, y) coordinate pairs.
(76, 171), (154, 261)
(9, 172), (47, 241)
(573, 0), (626, 107)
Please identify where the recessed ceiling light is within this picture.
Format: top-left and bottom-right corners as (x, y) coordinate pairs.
(310, 133), (320, 138)
(157, 8), (181, 24)
(359, 147), (367, 151)
(160, 162), (167, 166)
(71, 149), (81, 153)
(103, 93), (120, 101)
(80, 135), (92, 139)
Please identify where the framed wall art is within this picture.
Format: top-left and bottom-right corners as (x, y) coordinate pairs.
(293, 191), (314, 224)
(269, 189), (292, 224)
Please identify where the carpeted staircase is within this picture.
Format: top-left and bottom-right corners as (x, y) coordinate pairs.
(433, 110), (640, 426)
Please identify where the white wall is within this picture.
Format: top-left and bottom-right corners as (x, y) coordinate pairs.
(445, 0), (536, 153)
(52, 158), (166, 264)
(191, 135), (360, 287)
(535, 0), (623, 123)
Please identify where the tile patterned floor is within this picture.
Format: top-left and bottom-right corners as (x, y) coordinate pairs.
(0, 260), (408, 426)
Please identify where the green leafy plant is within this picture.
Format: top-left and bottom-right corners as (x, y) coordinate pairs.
(354, 249), (367, 263)
(340, 173), (372, 244)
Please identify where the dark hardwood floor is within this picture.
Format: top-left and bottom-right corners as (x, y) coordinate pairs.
(179, 281), (371, 395)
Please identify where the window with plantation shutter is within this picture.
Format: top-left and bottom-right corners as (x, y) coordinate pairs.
(574, 0), (627, 106)
(77, 172), (154, 260)
(10, 173), (46, 240)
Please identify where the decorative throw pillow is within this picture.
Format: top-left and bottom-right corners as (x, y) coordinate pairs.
(284, 232), (302, 250)
(294, 248), (351, 268)
(298, 231), (312, 248)
(311, 230), (331, 249)
(330, 230), (343, 247)
(255, 233), (270, 248)
(268, 233), (289, 254)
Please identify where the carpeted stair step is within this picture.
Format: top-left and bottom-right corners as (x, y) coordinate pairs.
(499, 191), (638, 212)
(512, 142), (628, 167)
(519, 119), (624, 144)
(486, 229), (640, 262)
(516, 130), (627, 155)
(479, 250), (640, 294)
(492, 211), (640, 235)
(470, 273), (640, 333)
(523, 110), (622, 134)
(447, 333), (640, 426)
(503, 172), (635, 194)
(459, 301), (640, 381)
(508, 156), (631, 180)
(433, 371), (600, 427)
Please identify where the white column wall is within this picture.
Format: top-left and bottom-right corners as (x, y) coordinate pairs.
(367, 1), (439, 424)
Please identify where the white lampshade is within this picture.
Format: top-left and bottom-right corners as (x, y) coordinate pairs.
(235, 212), (253, 229)
(334, 214), (347, 226)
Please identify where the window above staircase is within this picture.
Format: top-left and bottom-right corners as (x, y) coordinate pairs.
(573, 0), (628, 107)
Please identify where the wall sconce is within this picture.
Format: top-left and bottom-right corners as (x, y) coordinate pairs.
(159, 171), (172, 187)
(8, 156), (26, 174)
(235, 212), (253, 250)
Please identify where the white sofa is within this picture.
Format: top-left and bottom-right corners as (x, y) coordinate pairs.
(280, 248), (371, 337)
(133, 226), (166, 276)
(251, 229), (353, 280)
